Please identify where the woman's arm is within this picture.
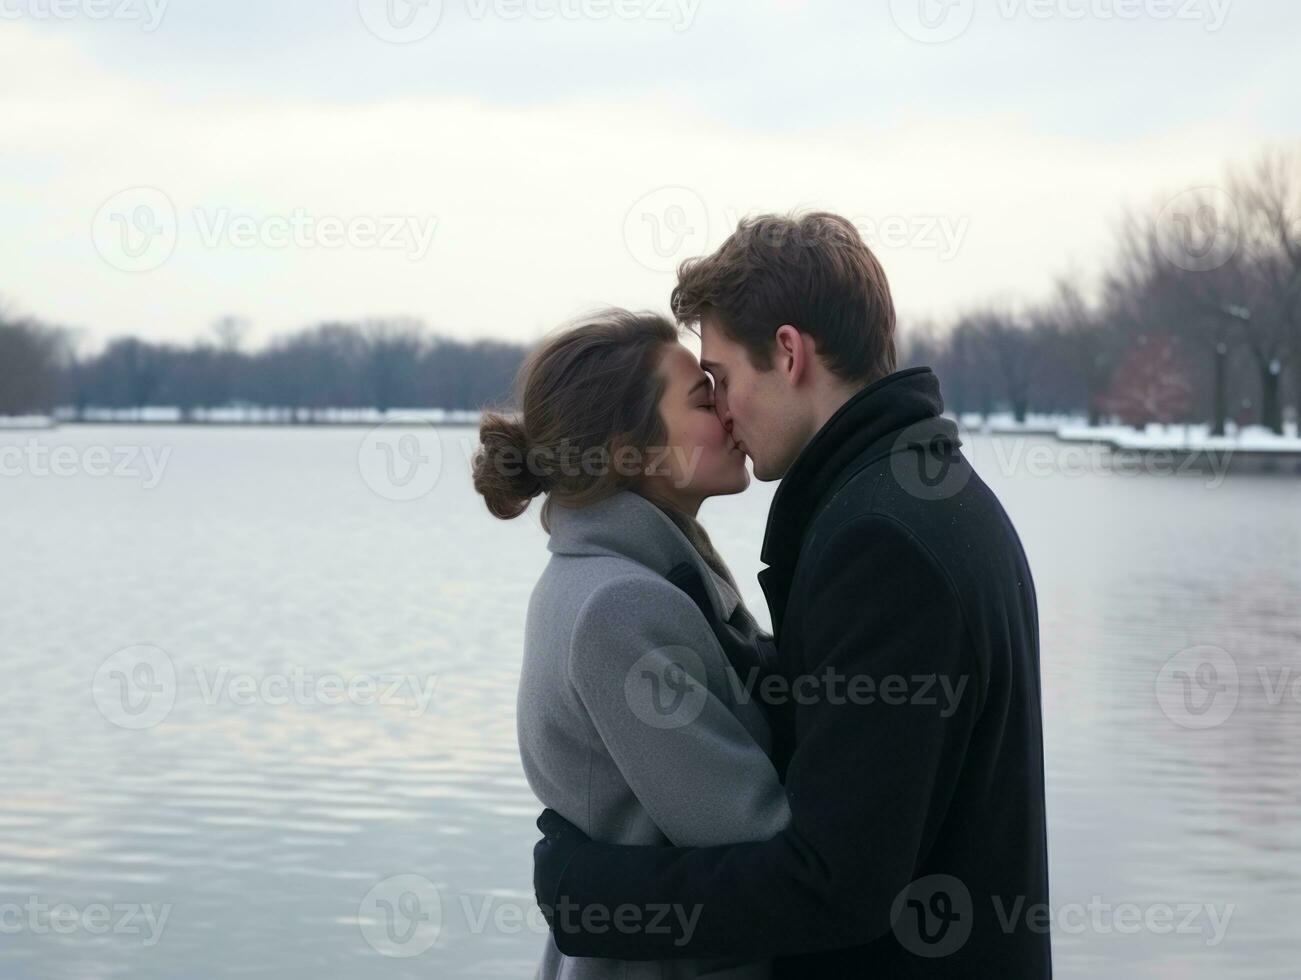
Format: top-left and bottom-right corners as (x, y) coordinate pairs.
(566, 573), (791, 848)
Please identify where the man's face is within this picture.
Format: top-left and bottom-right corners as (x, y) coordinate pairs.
(698, 316), (806, 482)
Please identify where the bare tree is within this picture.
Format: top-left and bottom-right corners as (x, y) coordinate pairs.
(1027, 280), (1123, 425)
(0, 315), (65, 416)
(975, 309), (1038, 423)
(1226, 148), (1301, 432)
(361, 318), (429, 413)
(1113, 200), (1245, 433)
(211, 316), (249, 353)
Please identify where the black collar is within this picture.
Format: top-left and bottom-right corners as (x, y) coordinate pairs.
(759, 366), (958, 585)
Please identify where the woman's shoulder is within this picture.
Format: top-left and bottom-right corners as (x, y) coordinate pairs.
(533, 549), (659, 601)
(530, 554), (709, 661)
(528, 551), (680, 628)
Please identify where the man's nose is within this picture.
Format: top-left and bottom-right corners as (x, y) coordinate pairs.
(714, 390), (731, 428)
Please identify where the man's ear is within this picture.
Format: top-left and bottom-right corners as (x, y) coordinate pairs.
(773, 324), (807, 386)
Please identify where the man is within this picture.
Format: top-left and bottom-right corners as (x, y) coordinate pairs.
(533, 211), (1052, 977)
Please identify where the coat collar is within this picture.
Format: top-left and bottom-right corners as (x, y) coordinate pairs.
(547, 490), (742, 623)
(758, 367), (959, 633)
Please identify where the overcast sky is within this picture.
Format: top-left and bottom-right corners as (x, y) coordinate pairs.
(2, 0), (1297, 350)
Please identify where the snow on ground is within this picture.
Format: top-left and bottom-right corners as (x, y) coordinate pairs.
(1057, 422), (1301, 453)
(956, 412), (1088, 435)
(951, 412), (1301, 454)
(0, 415), (56, 429)
(14, 405), (1301, 458)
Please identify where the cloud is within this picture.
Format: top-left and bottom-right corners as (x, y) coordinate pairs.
(0, 19), (1290, 349)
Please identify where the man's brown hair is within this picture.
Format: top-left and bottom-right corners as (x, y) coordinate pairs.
(671, 211), (897, 384)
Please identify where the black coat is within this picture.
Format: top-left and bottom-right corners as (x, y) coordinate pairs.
(544, 367), (1053, 978)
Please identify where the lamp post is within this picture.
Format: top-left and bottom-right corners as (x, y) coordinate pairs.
(1216, 305), (1251, 437)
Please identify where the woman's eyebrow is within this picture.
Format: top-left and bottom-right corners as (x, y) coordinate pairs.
(688, 377), (712, 397)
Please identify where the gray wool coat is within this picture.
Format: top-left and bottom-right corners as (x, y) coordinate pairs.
(517, 490), (792, 980)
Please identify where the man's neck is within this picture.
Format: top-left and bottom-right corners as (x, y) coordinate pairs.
(807, 377), (868, 441)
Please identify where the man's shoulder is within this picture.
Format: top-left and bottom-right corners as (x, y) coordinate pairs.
(797, 446), (1015, 591)
(801, 449), (945, 542)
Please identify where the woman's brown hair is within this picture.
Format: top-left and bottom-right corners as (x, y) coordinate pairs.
(472, 308), (679, 531)
(473, 307), (743, 591)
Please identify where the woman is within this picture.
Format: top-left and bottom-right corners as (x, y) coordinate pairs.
(472, 309), (790, 980)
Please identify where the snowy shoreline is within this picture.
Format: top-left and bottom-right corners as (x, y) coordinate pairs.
(1055, 422), (1301, 455)
(0, 415), (58, 430)
(951, 413), (1301, 473)
(5, 409), (1300, 472)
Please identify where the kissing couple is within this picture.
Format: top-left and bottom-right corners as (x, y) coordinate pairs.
(472, 211), (1052, 979)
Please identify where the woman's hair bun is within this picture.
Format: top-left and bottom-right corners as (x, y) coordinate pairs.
(473, 410), (545, 520)
(471, 309), (678, 529)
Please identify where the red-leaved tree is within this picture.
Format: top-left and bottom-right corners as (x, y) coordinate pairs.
(1100, 333), (1194, 426)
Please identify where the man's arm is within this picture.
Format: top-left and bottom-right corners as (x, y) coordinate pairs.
(535, 515), (984, 960)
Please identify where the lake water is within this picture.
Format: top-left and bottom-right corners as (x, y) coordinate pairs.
(1, 424), (1298, 978)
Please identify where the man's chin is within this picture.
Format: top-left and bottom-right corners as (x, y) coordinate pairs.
(749, 460), (779, 482)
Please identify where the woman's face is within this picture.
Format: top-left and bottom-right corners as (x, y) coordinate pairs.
(641, 342), (749, 514)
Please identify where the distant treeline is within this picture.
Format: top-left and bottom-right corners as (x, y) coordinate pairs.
(0, 317), (528, 419)
(2, 150), (1297, 430)
(901, 147), (1300, 433)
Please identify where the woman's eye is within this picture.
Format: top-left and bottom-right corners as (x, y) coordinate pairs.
(699, 403), (716, 411)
